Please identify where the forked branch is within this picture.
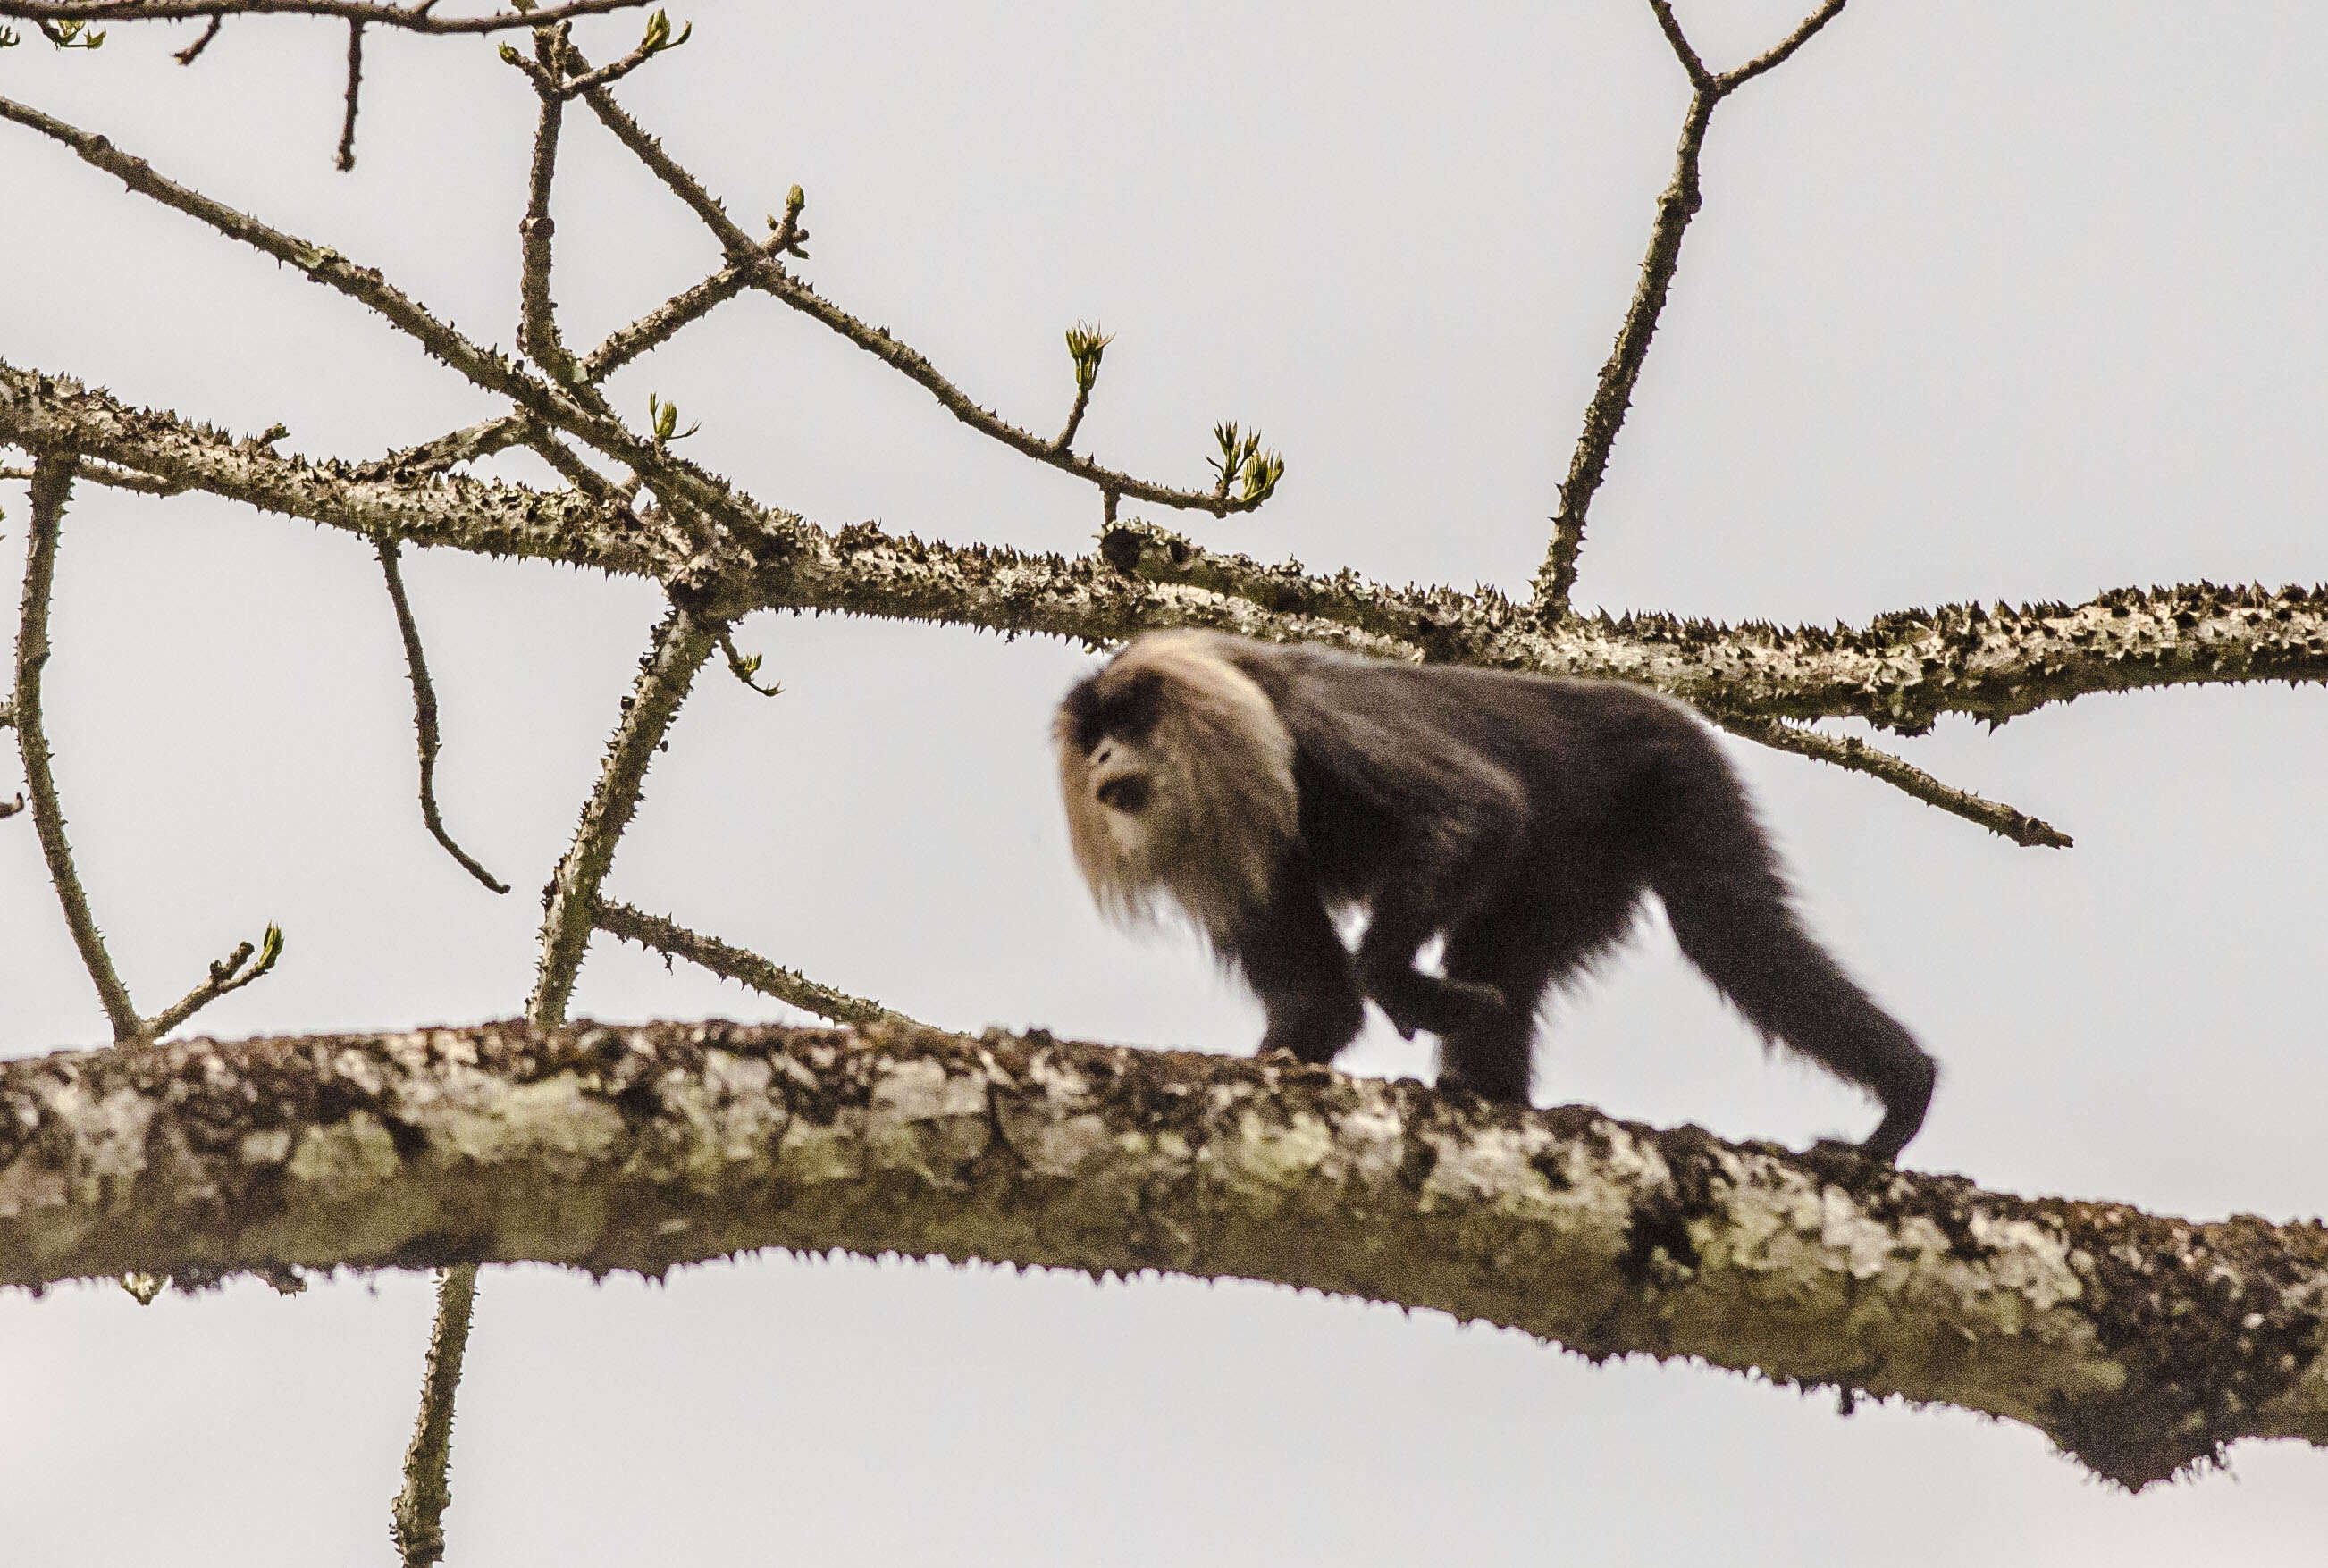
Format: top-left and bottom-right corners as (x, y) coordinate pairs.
(1534, 0), (1851, 619)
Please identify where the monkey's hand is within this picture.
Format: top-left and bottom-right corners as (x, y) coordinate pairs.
(1369, 970), (1507, 1041)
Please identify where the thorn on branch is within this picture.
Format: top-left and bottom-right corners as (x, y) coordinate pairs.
(172, 13), (222, 65)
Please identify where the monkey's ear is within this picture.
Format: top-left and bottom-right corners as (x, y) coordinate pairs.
(1103, 669), (1167, 741)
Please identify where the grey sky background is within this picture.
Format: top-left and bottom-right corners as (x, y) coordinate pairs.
(4, 1), (2325, 1561)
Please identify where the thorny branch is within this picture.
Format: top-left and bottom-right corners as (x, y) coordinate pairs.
(15, 362), (2328, 847)
(1710, 713), (2072, 849)
(4, 1019), (2325, 1494)
(333, 20), (363, 171)
(9, 455), (283, 1042)
(391, 596), (721, 1566)
(594, 899), (913, 1026)
(0, 2), (653, 33)
(13, 455), (140, 1041)
(530, 599), (723, 1027)
(374, 538), (509, 893)
(1534, 0), (1851, 619)
(391, 1264), (475, 1568)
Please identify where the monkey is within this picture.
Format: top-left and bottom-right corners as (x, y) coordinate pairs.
(1055, 629), (1937, 1162)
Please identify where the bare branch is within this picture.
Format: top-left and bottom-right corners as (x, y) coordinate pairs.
(171, 12), (220, 63)
(375, 539), (509, 893)
(595, 899), (912, 1026)
(5, 1019), (2325, 1491)
(0, 95), (713, 517)
(579, 257), (755, 382)
(530, 599), (722, 1028)
(1644, 0), (1711, 88)
(13, 455), (142, 1041)
(144, 922), (284, 1037)
(511, 23), (581, 384)
(1719, 0), (1850, 91)
(1534, 0), (1855, 620)
(333, 20), (363, 172)
(1713, 712), (2072, 849)
(390, 1265), (475, 1568)
(0, 2), (652, 35)
(572, 76), (1275, 517)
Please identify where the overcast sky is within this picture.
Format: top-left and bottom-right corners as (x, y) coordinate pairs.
(4, 2), (2325, 1562)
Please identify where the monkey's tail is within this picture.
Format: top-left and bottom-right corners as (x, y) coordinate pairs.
(1643, 748), (1937, 1163)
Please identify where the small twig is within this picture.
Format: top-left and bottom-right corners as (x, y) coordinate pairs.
(1053, 322), (1112, 453)
(1534, 0), (1853, 621)
(333, 20), (363, 171)
(145, 923), (285, 1037)
(390, 1264), (477, 1568)
(14, 454), (142, 1041)
(1713, 711), (2072, 849)
(594, 900), (915, 1026)
(530, 598), (723, 1026)
(171, 12), (220, 63)
(715, 628), (779, 695)
(0, 792), (24, 818)
(376, 538), (509, 893)
(555, 5), (685, 97)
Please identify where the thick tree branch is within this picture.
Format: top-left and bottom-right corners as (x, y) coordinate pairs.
(10, 366), (2327, 744)
(2, 1019), (2322, 1492)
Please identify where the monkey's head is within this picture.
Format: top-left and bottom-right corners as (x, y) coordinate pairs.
(1054, 631), (1298, 941)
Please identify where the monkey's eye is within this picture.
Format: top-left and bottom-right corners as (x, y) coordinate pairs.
(1096, 776), (1152, 813)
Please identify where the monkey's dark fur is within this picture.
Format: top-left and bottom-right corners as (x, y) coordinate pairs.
(1055, 630), (1937, 1162)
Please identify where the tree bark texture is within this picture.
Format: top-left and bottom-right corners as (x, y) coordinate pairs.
(7, 363), (2328, 739)
(2, 1019), (2321, 1490)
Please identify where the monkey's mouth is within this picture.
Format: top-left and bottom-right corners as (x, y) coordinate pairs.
(1095, 775), (1152, 814)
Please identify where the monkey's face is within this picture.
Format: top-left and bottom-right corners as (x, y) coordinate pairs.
(1056, 668), (1188, 901)
(1054, 633), (1301, 941)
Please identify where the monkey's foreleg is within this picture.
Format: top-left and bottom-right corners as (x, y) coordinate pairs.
(1231, 868), (1366, 1066)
